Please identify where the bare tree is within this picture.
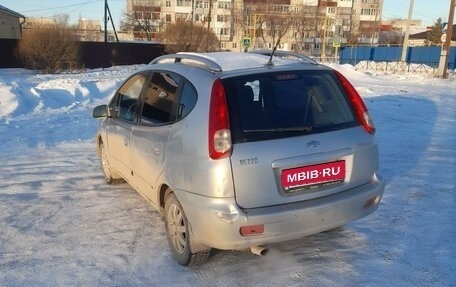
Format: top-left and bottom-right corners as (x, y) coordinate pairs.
(290, 5), (319, 54)
(54, 13), (71, 27)
(122, 2), (163, 42)
(261, 15), (295, 53)
(204, 0), (216, 51)
(234, 0), (302, 52)
(17, 14), (80, 73)
(158, 21), (219, 53)
(122, 11), (155, 41)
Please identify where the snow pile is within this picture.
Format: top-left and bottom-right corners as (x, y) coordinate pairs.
(0, 66), (139, 154)
(1, 65), (455, 286)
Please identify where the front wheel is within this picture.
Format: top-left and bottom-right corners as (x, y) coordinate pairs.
(164, 193), (211, 266)
(99, 142), (123, 184)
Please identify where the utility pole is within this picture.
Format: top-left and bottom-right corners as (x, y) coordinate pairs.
(104, 0), (108, 42)
(321, 14), (328, 62)
(348, 0), (354, 42)
(437, 0), (456, 78)
(205, 0), (213, 51)
(401, 0), (414, 62)
(106, 2), (119, 42)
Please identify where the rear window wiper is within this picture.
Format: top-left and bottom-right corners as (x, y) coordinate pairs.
(243, 125), (312, 133)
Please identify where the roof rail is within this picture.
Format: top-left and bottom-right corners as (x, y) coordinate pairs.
(150, 53), (223, 73)
(249, 50), (318, 65)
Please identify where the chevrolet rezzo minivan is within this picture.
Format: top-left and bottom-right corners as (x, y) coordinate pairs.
(93, 51), (384, 265)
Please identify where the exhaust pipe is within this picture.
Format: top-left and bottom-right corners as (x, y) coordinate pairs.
(250, 246), (269, 256)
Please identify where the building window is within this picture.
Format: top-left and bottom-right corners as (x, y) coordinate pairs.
(165, 14), (172, 22)
(232, 42), (237, 49)
(142, 12), (151, 19)
(175, 13), (188, 21)
(216, 15), (230, 22)
(361, 8), (378, 15)
(217, 28), (230, 35)
(166, 0), (171, 7)
(176, 0), (191, 7)
(217, 1), (231, 9)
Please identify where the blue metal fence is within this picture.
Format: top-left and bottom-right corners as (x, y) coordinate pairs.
(339, 46), (456, 69)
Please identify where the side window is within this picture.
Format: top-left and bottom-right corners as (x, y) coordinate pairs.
(112, 73), (147, 122)
(141, 72), (179, 124)
(177, 81), (197, 120)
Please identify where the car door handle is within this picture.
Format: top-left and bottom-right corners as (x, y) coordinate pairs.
(153, 147), (161, 154)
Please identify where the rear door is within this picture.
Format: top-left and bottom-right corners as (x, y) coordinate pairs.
(223, 70), (378, 209)
(129, 71), (181, 203)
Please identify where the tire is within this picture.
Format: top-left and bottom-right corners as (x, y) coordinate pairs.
(164, 193), (211, 266)
(99, 142), (124, 184)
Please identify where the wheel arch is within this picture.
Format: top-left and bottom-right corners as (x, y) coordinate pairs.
(159, 184), (172, 214)
(163, 189), (211, 263)
(96, 134), (104, 156)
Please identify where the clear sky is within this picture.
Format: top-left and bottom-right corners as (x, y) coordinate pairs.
(1, 0), (451, 28)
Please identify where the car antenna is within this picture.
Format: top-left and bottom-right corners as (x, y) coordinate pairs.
(266, 46), (277, 67)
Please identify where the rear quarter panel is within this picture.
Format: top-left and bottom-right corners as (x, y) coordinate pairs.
(159, 64), (235, 199)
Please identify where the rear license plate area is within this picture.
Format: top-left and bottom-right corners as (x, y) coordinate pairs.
(281, 160), (345, 192)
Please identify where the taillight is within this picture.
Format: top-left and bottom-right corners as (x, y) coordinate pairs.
(209, 79), (232, 159)
(334, 70), (376, 135)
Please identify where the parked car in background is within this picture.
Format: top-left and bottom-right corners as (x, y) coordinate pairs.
(92, 51), (384, 266)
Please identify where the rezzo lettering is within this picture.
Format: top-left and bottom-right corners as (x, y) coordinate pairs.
(240, 157), (259, 166)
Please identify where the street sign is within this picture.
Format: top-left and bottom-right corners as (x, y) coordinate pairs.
(242, 37), (251, 48)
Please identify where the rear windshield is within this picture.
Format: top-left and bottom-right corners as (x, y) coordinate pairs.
(222, 70), (357, 143)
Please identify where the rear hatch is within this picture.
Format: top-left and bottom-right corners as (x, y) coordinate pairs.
(222, 69), (378, 209)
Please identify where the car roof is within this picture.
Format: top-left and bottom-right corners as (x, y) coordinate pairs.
(149, 51), (322, 74)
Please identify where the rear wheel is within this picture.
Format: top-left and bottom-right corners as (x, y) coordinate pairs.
(164, 193), (211, 266)
(99, 142), (123, 184)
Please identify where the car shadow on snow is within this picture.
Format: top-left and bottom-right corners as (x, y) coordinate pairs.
(366, 95), (437, 185)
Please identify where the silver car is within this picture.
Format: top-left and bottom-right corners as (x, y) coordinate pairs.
(92, 51), (384, 266)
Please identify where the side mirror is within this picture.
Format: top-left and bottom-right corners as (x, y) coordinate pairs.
(92, 105), (109, 118)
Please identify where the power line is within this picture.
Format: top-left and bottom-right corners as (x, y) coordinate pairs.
(19, 0), (102, 13)
(383, 0), (446, 25)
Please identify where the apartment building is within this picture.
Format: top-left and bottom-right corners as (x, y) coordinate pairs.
(356, 0), (383, 44)
(126, 0), (383, 55)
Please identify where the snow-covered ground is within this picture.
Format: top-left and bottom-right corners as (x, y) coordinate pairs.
(0, 64), (455, 286)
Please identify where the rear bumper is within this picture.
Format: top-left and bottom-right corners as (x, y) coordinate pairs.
(175, 175), (384, 250)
